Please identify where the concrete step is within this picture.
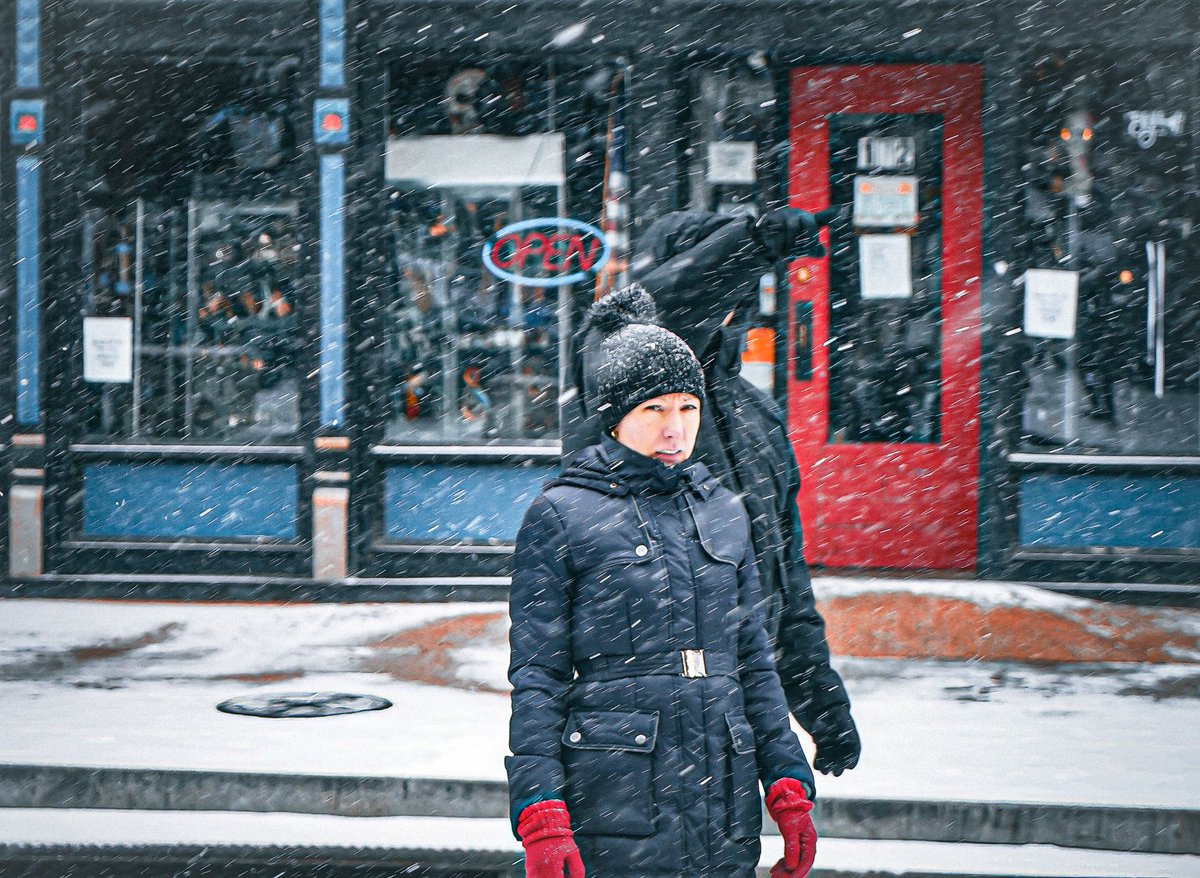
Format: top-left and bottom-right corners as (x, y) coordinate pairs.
(1, 810), (1198, 878)
(1, 764), (1197, 856)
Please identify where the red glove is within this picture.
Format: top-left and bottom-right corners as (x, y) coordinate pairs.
(516, 800), (585, 878)
(766, 778), (817, 878)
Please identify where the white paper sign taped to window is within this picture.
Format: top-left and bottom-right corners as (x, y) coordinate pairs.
(706, 141), (757, 184)
(859, 234), (913, 299)
(83, 317), (133, 383)
(1023, 269), (1078, 339)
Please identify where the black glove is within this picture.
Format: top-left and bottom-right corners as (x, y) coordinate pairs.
(753, 208), (829, 261)
(809, 705), (861, 776)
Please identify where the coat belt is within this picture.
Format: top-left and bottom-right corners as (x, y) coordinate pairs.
(575, 649), (737, 682)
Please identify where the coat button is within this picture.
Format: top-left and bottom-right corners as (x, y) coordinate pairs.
(634, 734), (648, 745)
(635, 545), (649, 557)
(569, 732), (582, 743)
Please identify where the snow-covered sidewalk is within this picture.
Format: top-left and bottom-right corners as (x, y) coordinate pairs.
(2, 810), (1198, 878)
(0, 578), (1197, 813)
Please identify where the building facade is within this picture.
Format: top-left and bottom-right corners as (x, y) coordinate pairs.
(3, 0), (1198, 598)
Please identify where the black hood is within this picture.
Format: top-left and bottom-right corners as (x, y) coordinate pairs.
(633, 211), (741, 272)
(550, 436), (719, 498)
(628, 212), (762, 357)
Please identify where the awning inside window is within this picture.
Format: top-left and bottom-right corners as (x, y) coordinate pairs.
(385, 133), (566, 188)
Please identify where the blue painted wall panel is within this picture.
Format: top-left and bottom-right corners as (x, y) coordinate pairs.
(83, 463), (298, 540)
(385, 464), (555, 542)
(16, 0), (41, 88)
(1019, 473), (1200, 549)
(319, 153), (346, 428)
(16, 156), (41, 425)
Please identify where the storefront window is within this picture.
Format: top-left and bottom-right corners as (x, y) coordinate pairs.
(77, 62), (302, 441)
(379, 60), (613, 443)
(1015, 53), (1199, 455)
(825, 113), (943, 444)
(80, 200), (301, 440)
(382, 186), (560, 441)
(686, 59), (775, 215)
(684, 62), (783, 395)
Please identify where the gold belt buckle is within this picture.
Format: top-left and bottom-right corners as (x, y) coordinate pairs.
(681, 649), (708, 678)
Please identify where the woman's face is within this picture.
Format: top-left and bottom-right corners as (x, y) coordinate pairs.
(612, 393), (702, 466)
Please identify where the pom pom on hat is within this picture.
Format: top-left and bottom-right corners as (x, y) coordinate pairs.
(587, 283), (659, 334)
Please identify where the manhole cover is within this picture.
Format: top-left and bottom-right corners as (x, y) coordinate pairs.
(216, 691), (393, 718)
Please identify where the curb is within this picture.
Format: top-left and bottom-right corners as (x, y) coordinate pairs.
(0, 843), (522, 878)
(1, 763), (1196, 855)
(0, 842), (1149, 878)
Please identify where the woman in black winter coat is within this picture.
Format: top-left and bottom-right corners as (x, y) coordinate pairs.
(561, 210), (861, 778)
(507, 285), (818, 878)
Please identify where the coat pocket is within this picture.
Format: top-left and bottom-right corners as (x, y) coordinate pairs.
(690, 495), (748, 565)
(724, 710), (763, 840)
(562, 709), (659, 837)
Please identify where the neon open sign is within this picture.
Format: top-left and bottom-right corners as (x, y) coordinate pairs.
(481, 218), (610, 287)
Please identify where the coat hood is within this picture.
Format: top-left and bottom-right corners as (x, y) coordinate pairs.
(550, 436), (720, 499)
(629, 211), (760, 358)
(632, 211), (741, 272)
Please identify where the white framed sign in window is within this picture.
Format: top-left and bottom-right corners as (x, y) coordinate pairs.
(853, 175), (919, 227)
(83, 316), (134, 383)
(706, 141), (757, 185)
(858, 234), (913, 299)
(1023, 269), (1079, 339)
(857, 136), (916, 171)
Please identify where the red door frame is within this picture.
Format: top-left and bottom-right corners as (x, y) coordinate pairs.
(787, 65), (983, 570)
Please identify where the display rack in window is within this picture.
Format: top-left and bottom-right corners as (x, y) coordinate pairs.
(79, 200), (301, 440)
(377, 59), (617, 444)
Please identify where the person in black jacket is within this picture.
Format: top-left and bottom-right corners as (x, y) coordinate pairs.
(561, 209), (860, 777)
(509, 286), (817, 878)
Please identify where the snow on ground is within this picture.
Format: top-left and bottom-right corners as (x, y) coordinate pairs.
(1, 593), (1198, 810)
(0, 599), (507, 682)
(809, 576), (1100, 611)
(1, 811), (1197, 878)
(811, 657), (1200, 808)
(1, 659), (1198, 809)
(0, 675), (512, 780)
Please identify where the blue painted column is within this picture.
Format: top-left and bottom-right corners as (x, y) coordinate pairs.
(15, 0), (40, 90)
(9, 0), (46, 576)
(319, 151), (346, 428)
(15, 156), (41, 425)
(12, 0), (43, 425)
(311, 0), (352, 579)
(315, 0), (348, 429)
(318, 0), (346, 92)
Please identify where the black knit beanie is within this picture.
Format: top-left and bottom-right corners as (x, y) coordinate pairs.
(587, 284), (706, 434)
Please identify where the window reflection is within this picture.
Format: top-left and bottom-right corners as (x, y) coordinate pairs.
(80, 200), (301, 439)
(826, 114), (944, 444)
(379, 60), (613, 443)
(384, 189), (560, 441)
(77, 61), (302, 442)
(188, 202), (301, 436)
(1016, 54), (1200, 455)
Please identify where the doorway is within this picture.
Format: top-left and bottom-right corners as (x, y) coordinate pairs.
(787, 65), (983, 569)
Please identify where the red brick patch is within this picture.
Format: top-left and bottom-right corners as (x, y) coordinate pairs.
(363, 612), (508, 691)
(817, 594), (1200, 663)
